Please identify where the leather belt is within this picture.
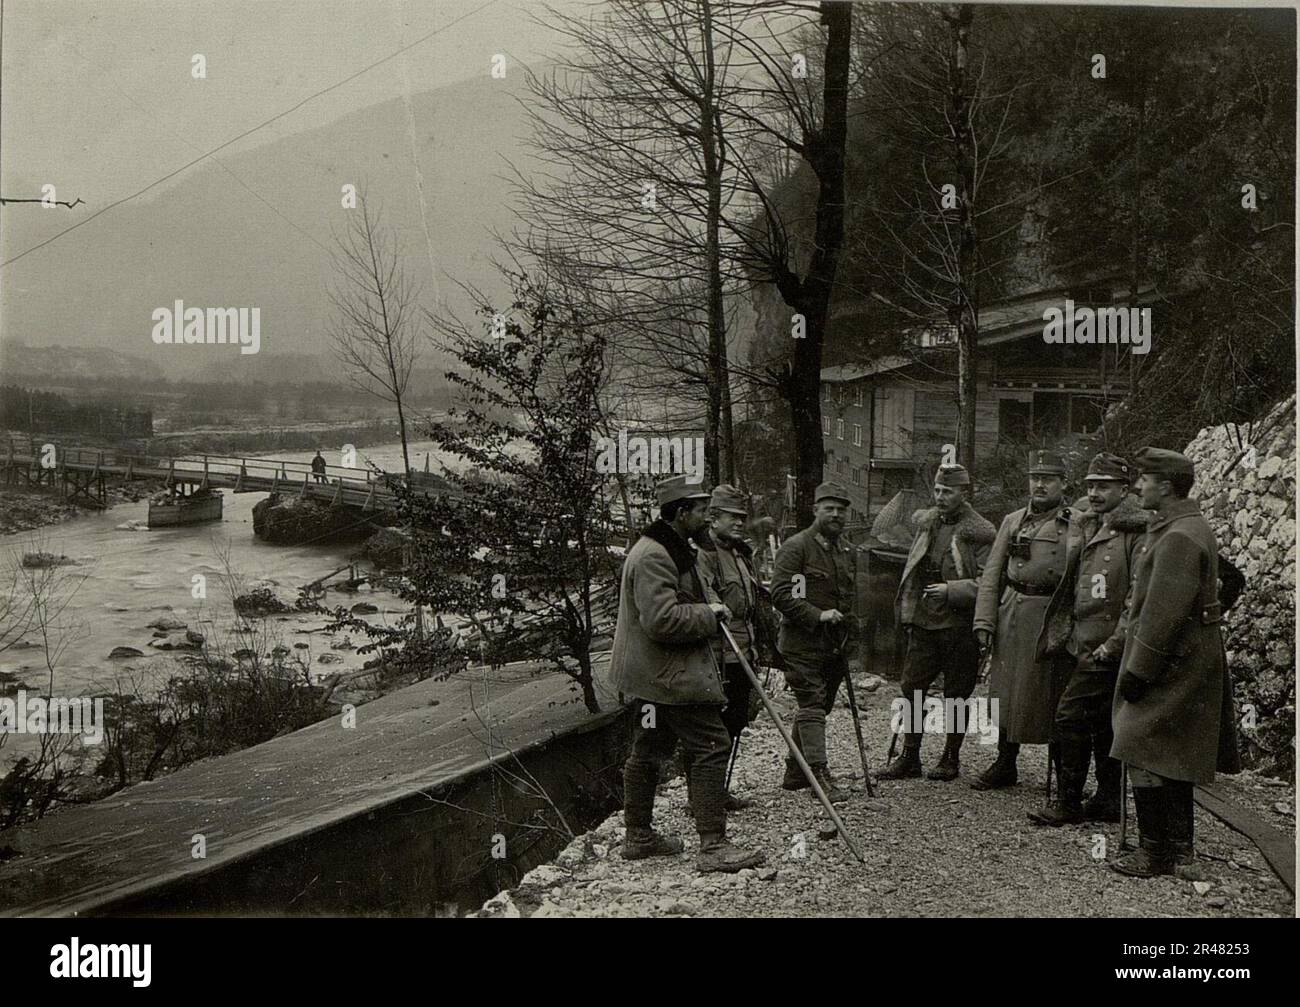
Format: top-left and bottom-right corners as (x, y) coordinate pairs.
(1007, 579), (1054, 597)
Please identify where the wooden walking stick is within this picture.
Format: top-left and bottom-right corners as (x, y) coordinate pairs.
(828, 623), (874, 797)
(720, 622), (865, 862)
(724, 735), (741, 791)
(1119, 763), (1130, 851)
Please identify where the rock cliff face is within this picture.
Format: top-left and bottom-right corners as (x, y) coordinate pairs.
(1185, 395), (1295, 777)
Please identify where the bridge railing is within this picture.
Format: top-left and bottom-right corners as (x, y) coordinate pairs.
(3, 435), (392, 489)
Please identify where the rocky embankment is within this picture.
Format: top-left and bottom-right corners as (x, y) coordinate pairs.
(473, 683), (1294, 918)
(0, 481), (162, 536)
(1185, 395), (1296, 777)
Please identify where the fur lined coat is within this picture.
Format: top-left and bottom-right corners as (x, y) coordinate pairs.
(895, 502), (996, 626)
(1036, 494), (1149, 662)
(609, 520), (726, 706)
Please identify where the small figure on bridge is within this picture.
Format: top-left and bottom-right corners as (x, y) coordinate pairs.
(311, 450), (327, 484)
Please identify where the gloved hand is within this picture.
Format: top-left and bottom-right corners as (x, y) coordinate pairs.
(1118, 671), (1149, 703)
(975, 629), (992, 653)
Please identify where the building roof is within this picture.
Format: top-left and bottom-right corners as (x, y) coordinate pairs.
(822, 279), (1158, 383)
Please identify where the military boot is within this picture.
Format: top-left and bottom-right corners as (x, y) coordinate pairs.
(686, 789), (754, 816)
(1111, 786), (1175, 878)
(1165, 781), (1196, 867)
(1083, 755), (1122, 822)
(697, 832), (766, 873)
(809, 763), (850, 804)
(622, 827), (686, 860)
(971, 739), (1019, 790)
(877, 734), (923, 780)
(926, 732), (964, 781)
(781, 757), (810, 790)
(621, 759), (682, 859)
(1029, 737), (1087, 826)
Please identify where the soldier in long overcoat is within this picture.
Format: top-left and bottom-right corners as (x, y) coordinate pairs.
(1030, 453), (1147, 825)
(972, 451), (1074, 790)
(1110, 449), (1240, 878)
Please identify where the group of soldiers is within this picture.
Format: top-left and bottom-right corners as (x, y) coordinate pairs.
(608, 447), (1239, 877)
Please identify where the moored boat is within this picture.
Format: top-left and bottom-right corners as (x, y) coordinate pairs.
(147, 487), (223, 528)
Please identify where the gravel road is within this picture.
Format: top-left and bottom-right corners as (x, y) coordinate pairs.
(474, 679), (1294, 918)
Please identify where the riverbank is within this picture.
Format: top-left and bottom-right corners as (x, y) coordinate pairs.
(0, 481), (164, 536)
(473, 683), (1295, 918)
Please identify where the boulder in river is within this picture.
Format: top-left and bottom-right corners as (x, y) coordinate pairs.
(149, 632), (200, 652)
(252, 493), (381, 545)
(233, 580), (297, 618)
(148, 615), (188, 632)
(363, 527), (411, 569)
(108, 646), (145, 659)
(351, 602), (380, 615)
(21, 551), (75, 569)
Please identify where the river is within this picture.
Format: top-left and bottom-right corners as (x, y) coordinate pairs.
(0, 440), (456, 701)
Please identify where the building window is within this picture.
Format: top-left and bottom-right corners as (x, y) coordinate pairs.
(851, 467), (861, 486)
(853, 423), (862, 447)
(822, 416), (831, 436)
(837, 457), (847, 475)
(835, 418), (844, 440)
(854, 386), (863, 407)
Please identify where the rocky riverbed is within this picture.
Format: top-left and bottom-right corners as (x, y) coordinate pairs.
(473, 683), (1294, 918)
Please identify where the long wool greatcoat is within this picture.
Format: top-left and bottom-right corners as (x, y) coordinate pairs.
(609, 520), (727, 706)
(1111, 498), (1238, 783)
(974, 502), (1072, 744)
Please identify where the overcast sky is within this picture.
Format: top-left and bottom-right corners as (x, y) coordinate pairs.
(0, 0), (575, 205)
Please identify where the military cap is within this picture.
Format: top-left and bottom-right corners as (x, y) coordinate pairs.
(1133, 446), (1195, 481)
(1027, 449), (1067, 476)
(709, 483), (748, 515)
(814, 481), (852, 505)
(934, 463), (971, 487)
(1083, 451), (1133, 482)
(655, 474), (710, 507)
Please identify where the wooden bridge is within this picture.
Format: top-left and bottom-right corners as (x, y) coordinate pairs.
(0, 434), (448, 511)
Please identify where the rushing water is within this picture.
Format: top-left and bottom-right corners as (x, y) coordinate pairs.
(0, 440), (455, 701)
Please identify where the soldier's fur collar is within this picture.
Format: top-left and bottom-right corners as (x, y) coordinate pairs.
(1070, 493), (1150, 535)
(695, 528), (754, 559)
(910, 501), (997, 545)
(642, 519), (698, 575)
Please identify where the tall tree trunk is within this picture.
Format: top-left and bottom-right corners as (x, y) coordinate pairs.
(700, 0), (734, 483)
(782, 2), (852, 524)
(950, 4), (979, 474)
(1128, 41), (1146, 393)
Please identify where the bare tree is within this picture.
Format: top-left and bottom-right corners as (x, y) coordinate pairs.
(510, 0), (750, 482)
(328, 192), (419, 480)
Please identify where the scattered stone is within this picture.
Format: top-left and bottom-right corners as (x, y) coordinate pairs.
(1192, 881), (1213, 896)
(148, 631), (199, 651)
(21, 552), (75, 569)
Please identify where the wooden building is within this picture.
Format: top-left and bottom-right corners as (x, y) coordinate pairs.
(820, 279), (1157, 522)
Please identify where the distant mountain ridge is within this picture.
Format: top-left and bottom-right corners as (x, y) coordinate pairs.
(1, 70), (533, 380)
